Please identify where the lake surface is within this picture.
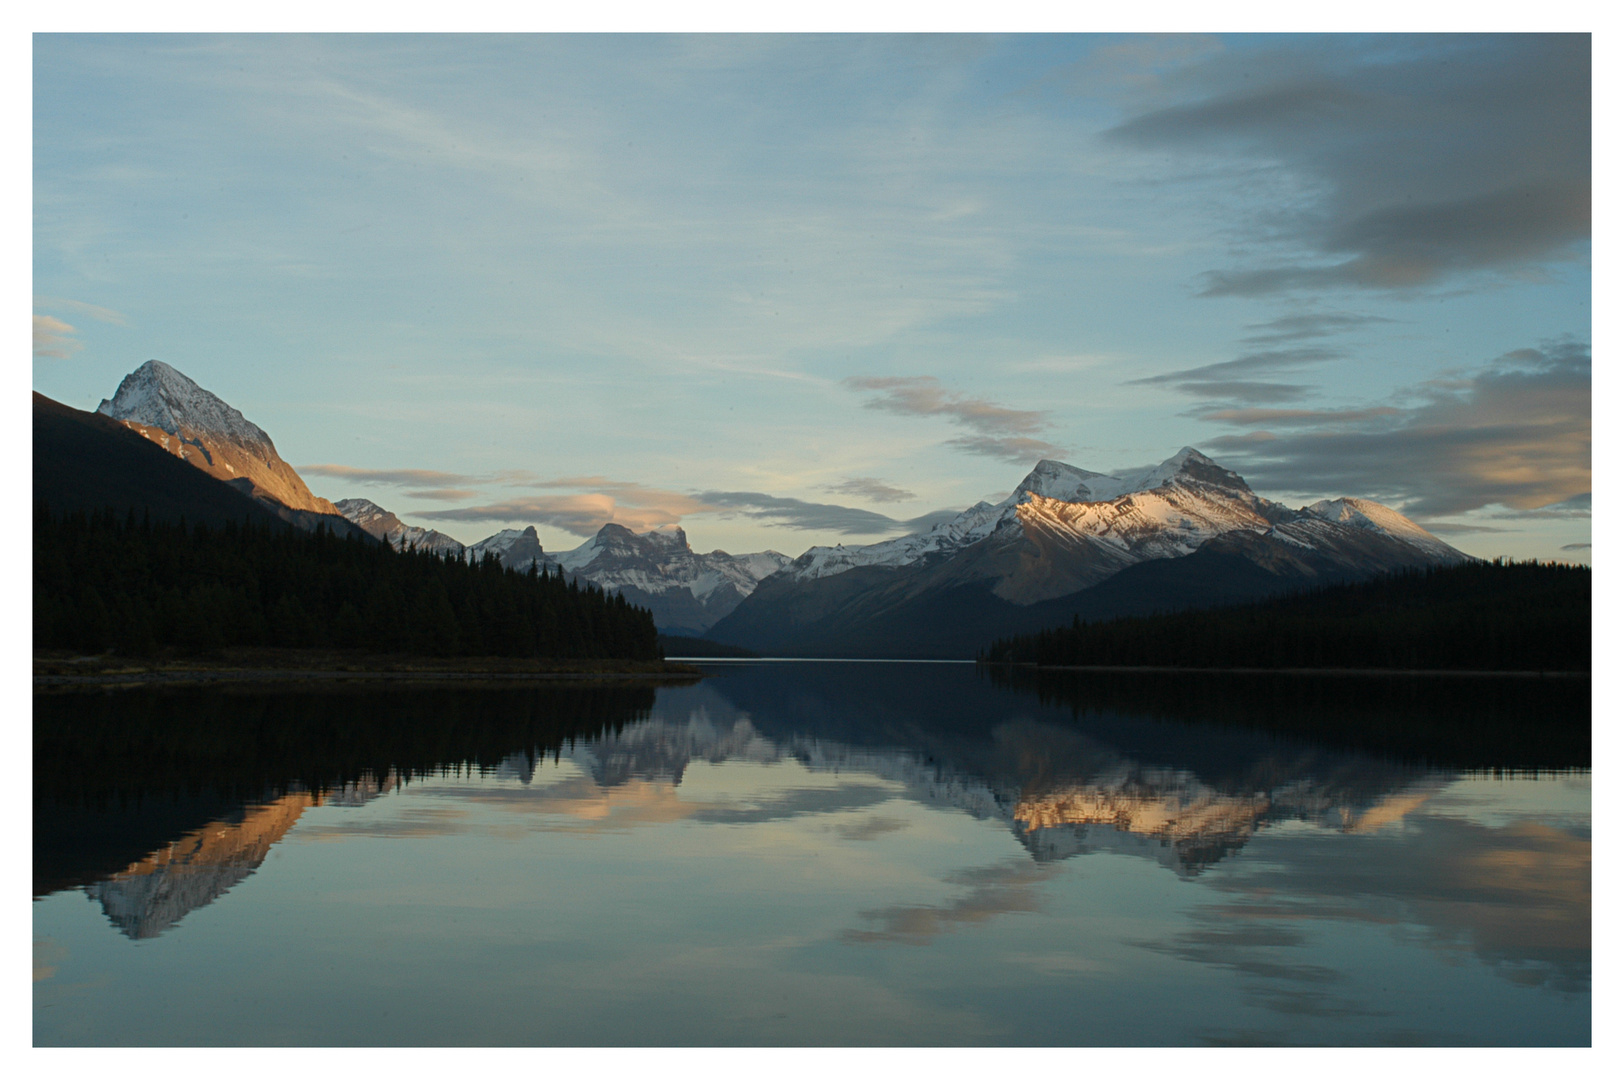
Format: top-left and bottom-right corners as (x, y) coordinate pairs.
(33, 662), (1590, 1046)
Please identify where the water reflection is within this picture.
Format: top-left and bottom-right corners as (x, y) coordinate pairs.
(33, 663), (1588, 1045)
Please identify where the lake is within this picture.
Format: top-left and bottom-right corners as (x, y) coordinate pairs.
(33, 661), (1590, 1046)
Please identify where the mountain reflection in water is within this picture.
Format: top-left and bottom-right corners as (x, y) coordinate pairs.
(33, 663), (1588, 1045)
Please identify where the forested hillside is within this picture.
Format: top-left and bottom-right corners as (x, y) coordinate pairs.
(35, 504), (660, 661)
(982, 560), (1589, 672)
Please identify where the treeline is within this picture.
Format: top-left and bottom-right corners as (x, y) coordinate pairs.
(35, 504), (660, 661)
(982, 560), (1590, 672)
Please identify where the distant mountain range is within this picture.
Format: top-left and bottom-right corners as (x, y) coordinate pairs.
(703, 449), (1468, 658)
(343, 512), (791, 637)
(44, 361), (1470, 654)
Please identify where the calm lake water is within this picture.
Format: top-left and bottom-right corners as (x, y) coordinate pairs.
(33, 662), (1590, 1046)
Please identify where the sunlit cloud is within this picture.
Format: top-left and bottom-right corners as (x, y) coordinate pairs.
(33, 315), (81, 359)
(415, 493), (691, 535)
(1204, 340), (1590, 517)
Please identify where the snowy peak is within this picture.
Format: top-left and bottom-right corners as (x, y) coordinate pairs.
(469, 526), (550, 570)
(98, 360), (272, 449)
(1303, 497), (1464, 562)
(1013, 460), (1113, 503)
(335, 498), (467, 557)
(93, 360), (342, 519)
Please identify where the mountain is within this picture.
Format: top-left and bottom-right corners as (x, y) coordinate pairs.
(467, 525), (550, 571)
(550, 524), (790, 636)
(34, 391), (291, 530)
(335, 498), (466, 557)
(463, 519), (792, 635)
(338, 497), (790, 635)
(96, 360), (353, 532)
(706, 448), (1469, 658)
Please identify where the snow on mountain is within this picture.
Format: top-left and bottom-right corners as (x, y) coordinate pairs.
(789, 448), (1277, 584)
(780, 447), (1462, 598)
(468, 526), (551, 570)
(96, 360), (342, 518)
(452, 519), (789, 634)
(1303, 497), (1465, 562)
(335, 498), (466, 557)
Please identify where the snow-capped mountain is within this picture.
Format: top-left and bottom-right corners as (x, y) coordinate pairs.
(551, 523), (789, 636)
(335, 498), (467, 557)
(97, 361), (346, 523)
(706, 448), (1468, 657)
(338, 500), (789, 635)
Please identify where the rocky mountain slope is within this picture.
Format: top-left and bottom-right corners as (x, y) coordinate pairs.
(337, 502), (790, 635)
(550, 524), (790, 636)
(34, 391), (291, 531)
(336, 498), (466, 557)
(706, 448), (1468, 658)
(97, 361), (349, 529)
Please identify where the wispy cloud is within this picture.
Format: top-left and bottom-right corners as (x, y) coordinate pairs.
(1106, 36), (1590, 296)
(695, 491), (951, 536)
(410, 474), (951, 538)
(1195, 406), (1401, 427)
(33, 315), (80, 359)
(33, 295), (128, 325)
(822, 477), (917, 504)
(403, 488), (480, 502)
(299, 465), (479, 488)
(844, 376), (1064, 463)
(1240, 312), (1391, 344)
(1203, 340), (1590, 517)
(1127, 347), (1340, 405)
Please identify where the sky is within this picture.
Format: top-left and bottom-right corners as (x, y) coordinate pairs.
(31, 32), (1592, 562)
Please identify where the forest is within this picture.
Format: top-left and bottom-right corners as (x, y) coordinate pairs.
(34, 503), (660, 662)
(981, 559), (1590, 672)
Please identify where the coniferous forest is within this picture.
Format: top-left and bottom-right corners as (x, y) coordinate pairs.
(34, 503), (660, 661)
(981, 559), (1590, 672)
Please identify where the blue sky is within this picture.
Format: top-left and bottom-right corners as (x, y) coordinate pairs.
(32, 33), (1591, 561)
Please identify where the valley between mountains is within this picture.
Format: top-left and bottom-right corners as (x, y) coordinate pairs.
(45, 360), (1476, 660)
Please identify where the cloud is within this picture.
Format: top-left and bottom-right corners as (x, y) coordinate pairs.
(416, 491), (704, 535)
(844, 375), (1064, 462)
(1240, 312), (1392, 344)
(299, 464), (478, 488)
(1560, 543), (1590, 552)
(1106, 35), (1590, 295)
(1170, 381), (1311, 404)
(1202, 340), (1590, 517)
(403, 488), (480, 501)
(695, 491), (948, 536)
(1129, 347), (1342, 386)
(823, 477), (917, 504)
(1129, 347), (1340, 405)
(410, 474), (949, 538)
(33, 295), (128, 325)
(33, 315), (81, 359)
(1195, 406), (1401, 427)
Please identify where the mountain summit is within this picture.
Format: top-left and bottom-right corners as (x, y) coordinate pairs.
(97, 361), (343, 520)
(706, 448), (1468, 658)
